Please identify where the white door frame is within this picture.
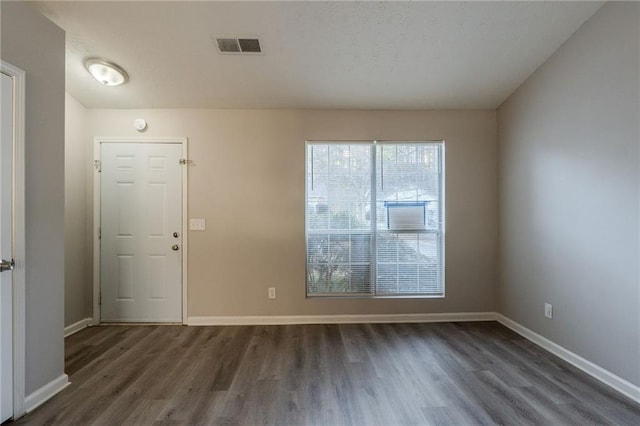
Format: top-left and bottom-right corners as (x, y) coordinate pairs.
(1, 61), (26, 419)
(93, 137), (188, 324)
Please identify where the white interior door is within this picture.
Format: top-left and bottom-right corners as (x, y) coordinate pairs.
(1, 71), (14, 423)
(100, 143), (182, 322)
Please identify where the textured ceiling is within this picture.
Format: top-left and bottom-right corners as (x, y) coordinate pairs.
(33, 1), (603, 109)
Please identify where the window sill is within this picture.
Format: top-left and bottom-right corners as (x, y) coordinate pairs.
(306, 294), (445, 300)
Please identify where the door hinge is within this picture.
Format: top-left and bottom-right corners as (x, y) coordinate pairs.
(0, 259), (14, 272)
(94, 160), (102, 172)
(179, 158), (193, 165)
(99, 292), (102, 305)
(98, 227), (101, 240)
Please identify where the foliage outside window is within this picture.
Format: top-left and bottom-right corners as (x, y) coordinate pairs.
(306, 141), (444, 297)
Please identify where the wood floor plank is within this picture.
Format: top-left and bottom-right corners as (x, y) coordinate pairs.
(509, 385), (599, 425)
(66, 327), (174, 425)
(122, 399), (170, 426)
(156, 327), (246, 424)
(11, 321), (640, 426)
(92, 326), (204, 425)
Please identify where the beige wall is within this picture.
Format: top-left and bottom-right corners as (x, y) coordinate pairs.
(64, 93), (90, 326)
(498, 2), (639, 386)
(1, 2), (66, 394)
(88, 109), (497, 317)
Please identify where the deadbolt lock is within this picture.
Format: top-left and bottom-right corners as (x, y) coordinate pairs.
(173, 232), (180, 238)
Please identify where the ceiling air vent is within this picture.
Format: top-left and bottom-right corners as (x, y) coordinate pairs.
(238, 38), (261, 53)
(216, 37), (262, 54)
(216, 38), (240, 53)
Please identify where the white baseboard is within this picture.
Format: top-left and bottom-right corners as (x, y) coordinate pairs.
(187, 311), (496, 326)
(24, 374), (70, 413)
(496, 314), (640, 404)
(64, 317), (93, 337)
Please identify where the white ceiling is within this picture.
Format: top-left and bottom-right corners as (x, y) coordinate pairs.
(34, 1), (603, 110)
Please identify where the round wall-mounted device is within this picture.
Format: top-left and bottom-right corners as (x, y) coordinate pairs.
(134, 118), (147, 132)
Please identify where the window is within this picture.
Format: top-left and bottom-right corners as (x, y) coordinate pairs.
(306, 141), (444, 297)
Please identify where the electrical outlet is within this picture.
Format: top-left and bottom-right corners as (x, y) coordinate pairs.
(268, 287), (276, 299)
(544, 303), (553, 319)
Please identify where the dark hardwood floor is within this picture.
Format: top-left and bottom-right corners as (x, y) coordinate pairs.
(13, 322), (640, 425)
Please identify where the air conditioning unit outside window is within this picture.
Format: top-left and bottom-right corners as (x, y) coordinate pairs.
(384, 201), (428, 231)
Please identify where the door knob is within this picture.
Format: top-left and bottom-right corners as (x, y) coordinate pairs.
(0, 259), (14, 272)
(171, 244), (180, 251)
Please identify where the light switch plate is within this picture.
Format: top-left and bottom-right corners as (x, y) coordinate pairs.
(189, 218), (206, 231)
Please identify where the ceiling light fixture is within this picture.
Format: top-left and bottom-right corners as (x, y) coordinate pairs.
(84, 58), (129, 86)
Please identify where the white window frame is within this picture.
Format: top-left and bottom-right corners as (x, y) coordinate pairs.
(305, 140), (445, 298)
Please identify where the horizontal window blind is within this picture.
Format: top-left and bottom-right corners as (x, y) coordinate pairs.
(375, 143), (444, 295)
(306, 144), (372, 294)
(306, 141), (444, 297)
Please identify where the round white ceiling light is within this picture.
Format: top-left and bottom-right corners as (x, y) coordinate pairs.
(84, 58), (129, 86)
